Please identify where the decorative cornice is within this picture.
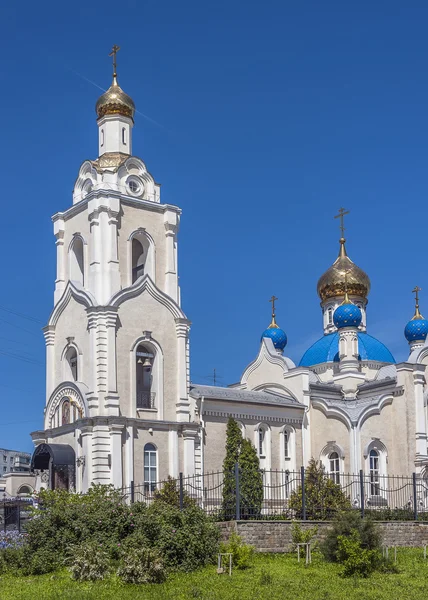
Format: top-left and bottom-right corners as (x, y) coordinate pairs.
(203, 409), (303, 424)
(47, 282), (96, 328)
(311, 393), (394, 428)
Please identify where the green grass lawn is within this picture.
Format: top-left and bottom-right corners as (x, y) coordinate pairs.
(1, 549), (428, 600)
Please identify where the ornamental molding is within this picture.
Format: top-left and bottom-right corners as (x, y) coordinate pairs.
(110, 274), (187, 320)
(203, 409), (302, 425)
(45, 381), (89, 429)
(311, 393), (394, 428)
(47, 282), (96, 328)
(240, 338), (295, 388)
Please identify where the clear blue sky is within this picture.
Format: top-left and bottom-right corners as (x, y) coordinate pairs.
(1, 0), (428, 452)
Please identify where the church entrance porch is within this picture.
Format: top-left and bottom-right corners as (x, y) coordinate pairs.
(31, 443), (75, 492)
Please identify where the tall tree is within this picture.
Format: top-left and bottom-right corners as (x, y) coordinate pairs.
(239, 438), (263, 519)
(221, 418), (243, 520)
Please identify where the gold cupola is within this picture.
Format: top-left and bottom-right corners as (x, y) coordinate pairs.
(96, 45), (135, 121)
(317, 209), (371, 303)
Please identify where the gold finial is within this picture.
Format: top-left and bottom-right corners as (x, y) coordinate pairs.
(109, 44), (121, 83)
(268, 295), (279, 328)
(412, 286), (424, 320)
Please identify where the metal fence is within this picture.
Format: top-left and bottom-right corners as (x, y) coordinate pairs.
(121, 468), (428, 521)
(0, 499), (32, 532)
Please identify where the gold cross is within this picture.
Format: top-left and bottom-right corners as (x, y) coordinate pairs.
(109, 44), (120, 77)
(334, 207), (350, 239)
(269, 295), (278, 317)
(412, 286), (422, 307)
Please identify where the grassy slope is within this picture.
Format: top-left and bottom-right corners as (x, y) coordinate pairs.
(1, 550), (428, 600)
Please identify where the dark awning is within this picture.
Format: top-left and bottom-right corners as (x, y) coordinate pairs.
(31, 443), (75, 470)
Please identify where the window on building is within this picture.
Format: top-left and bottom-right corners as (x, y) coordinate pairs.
(284, 430), (289, 459)
(101, 129), (104, 147)
(258, 428), (265, 457)
(136, 345), (154, 409)
(328, 307), (333, 325)
(70, 236), (84, 285)
(144, 443), (157, 493)
(132, 238), (145, 283)
(369, 449), (380, 496)
(329, 451), (340, 484)
(3, 455), (6, 463)
(122, 127), (126, 145)
(10, 457), (13, 463)
(65, 347), (78, 381)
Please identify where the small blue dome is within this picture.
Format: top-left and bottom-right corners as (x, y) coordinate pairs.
(333, 303), (362, 329)
(404, 318), (428, 342)
(261, 326), (287, 351)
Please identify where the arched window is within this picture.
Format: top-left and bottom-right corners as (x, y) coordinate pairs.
(132, 238), (145, 283)
(65, 347), (78, 381)
(284, 429), (289, 459)
(369, 449), (380, 496)
(62, 399), (71, 425)
(329, 451), (340, 484)
(258, 428), (265, 457)
(101, 129), (104, 147)
(122, 127), (126, 145)
(328, 307), (333, 325)
(136, 344), (155, 409)
(70, 237), (84, 285)
(17, 485), (32, 496)
(144, 443), (157, 493)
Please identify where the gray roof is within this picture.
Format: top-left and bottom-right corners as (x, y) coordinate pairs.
(190, 384), (302, 408)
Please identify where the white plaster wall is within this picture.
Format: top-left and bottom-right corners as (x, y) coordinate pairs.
(310, 408), (351, 471)
(133, 427), (171, 483)
(115, 291), (179, 420)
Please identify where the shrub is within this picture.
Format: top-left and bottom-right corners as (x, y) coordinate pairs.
(153, 476), (194, 509)
(220, 532), (255, 569)
(337, 531), (380, 578)
(289, 459), (351, 520)
(0, 531), (27, 550)
(291, 521), (318, 551)
(69, 541), (111, 581)
(321, 511), (382, 563)
(117, 547), (166, 584)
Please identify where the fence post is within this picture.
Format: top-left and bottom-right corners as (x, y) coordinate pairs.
(235, 463), (240, 521)
(359, 470), (365, 519)
(301, 466), (306, 521)
(130, 480), (135, 504)
(413, 472), (418, 521)
(179, 472), (184, 511)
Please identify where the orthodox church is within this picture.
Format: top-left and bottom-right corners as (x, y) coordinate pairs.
(27, 51), (428, 496)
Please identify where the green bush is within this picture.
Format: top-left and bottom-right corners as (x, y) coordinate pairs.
(291, 521), (318, 551)
(117, 547), (166, 584)
(337, 531), (380, 578)
(289, 459), (351, 520)
(321, 511), (382, 563)
(153, 476), (195, 509)
(220, 532), (255, 569)
(69, 541), (111, 581)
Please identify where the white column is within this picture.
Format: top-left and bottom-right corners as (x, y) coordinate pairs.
(169, 429), (179, 477)
(125, 424), (134, 487)
(106, 208), (121, 298)
(54, 226), (66, 304)
(98, 114), (133, 156)
(349, 425), (360, 473)
(175, 319), (191, 422)
(91, 418), (111, 485)
(414, 367), (427, 459)
(43, 327), (56, 402)
(104, 310), (120, 416)
(183, 428), (196, 476)
(338, 328), (359, 373)
(80, 425), (93, 492)
(164, 213), (178, 302)
(87, 313), (99, 415)
(110, 423), (124, 488)
(88, 212), (102, 303)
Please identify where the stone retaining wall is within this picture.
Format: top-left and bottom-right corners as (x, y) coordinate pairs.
(218, 521), (428, 552)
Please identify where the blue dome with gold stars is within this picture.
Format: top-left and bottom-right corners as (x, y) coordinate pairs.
(333, 302), (362, 329)
(261, 325), (287, 351)
(404, 318), (428, 342)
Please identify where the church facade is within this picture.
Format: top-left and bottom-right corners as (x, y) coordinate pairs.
(29, 56), (428, 497)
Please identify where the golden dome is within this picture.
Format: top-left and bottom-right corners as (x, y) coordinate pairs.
(317, 238), (371, 302)
(96, 76), (135, 121)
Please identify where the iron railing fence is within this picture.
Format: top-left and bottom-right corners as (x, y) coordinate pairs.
(121, 468), (428, 521)
(0, 498), (33, 532)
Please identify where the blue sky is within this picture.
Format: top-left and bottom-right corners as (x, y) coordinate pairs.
(1, 0), (428, 452)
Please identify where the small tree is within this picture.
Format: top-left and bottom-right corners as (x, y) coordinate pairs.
(239, 439), (263, 519)
(289, 458), (351, 519)
(221, 418), (243, 519)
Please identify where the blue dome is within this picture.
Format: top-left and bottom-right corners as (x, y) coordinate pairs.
(299, 332), (395, 367)
(333, 303), (362, 329)
(261, 326), (287, 351)
(404, 318), (428, 342)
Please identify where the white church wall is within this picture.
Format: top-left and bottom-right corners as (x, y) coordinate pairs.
(133, 427), (171, 483)
(115, 292), (179, 420)
(310, 408), (350, 472)
(52, 296), (90, 391)
(62, 209), (91, 285)
(118, 204), (169, 292)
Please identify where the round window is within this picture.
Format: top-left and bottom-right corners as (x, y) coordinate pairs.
(127, 177), (143, 196)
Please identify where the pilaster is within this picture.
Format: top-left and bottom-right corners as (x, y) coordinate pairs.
(164, 211), (179, 302)
(43, 326), (56, 402)
(175, 318), (191, 422)
(53, 222), (65, 304)
(110, 423), (124, 488)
